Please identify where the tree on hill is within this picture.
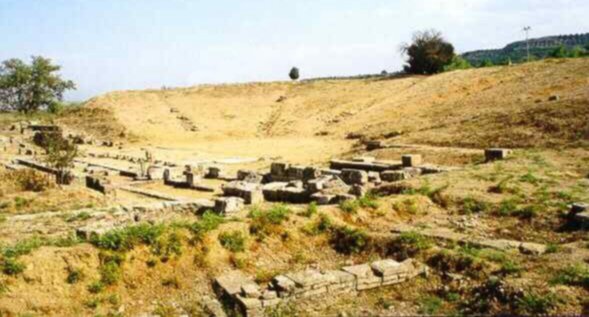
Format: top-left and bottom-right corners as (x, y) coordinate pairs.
(401, 30), (455, 75)
(43, 134), (78, 185)
(0, 56), (75, 114)
(289, 67), (300, 81)
(550, 45), (568, 58)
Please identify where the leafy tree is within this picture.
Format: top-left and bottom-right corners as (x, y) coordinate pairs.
(550, 45), (568, 58)
(0, 56), (75, 114)
(443, 56), (472, 72)
(289, 67), (300, 81)
(401, 30), (455, 75)
(480, 59), (495, 67)
(568, 46), (584, 58)
(44, 135), (78, 184)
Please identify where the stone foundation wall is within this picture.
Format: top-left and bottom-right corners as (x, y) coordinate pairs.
(214, 258), (423, 317)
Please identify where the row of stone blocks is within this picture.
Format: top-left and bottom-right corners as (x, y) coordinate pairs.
(214, 259), (421, 317)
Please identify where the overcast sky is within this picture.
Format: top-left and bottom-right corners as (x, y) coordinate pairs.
(1, 0), (588, 100)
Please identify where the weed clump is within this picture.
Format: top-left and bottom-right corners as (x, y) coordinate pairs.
(249, 204), (290, 237)
(388, 231), (432, 258)
(551, 264), (589, 289)
(329, 225), (369, 254)
(218, 231), (246, 252)
(338, 199), (359, 214)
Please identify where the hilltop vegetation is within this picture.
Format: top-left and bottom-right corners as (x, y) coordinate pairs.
(462, 33), (589, 65)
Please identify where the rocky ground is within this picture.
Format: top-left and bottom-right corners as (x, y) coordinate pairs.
(0, 58), (587, 316)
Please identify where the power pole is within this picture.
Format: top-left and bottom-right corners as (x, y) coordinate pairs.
(523, 26), (532, 62)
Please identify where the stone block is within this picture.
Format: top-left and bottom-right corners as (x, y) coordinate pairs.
(214, 197), (245, 215)
(349, 184), (367, 197)
(286, 165), (305, 180)
(286, 269), (331, 290)
(485, 148), (511, 162)
(214, 270), (254, 297)
(352, 156), (376, 163)
(241, 283), (261, 299)
(272, 275), (296, 296)
(294, 286), (327, 299)
(270, 162), (288, 177)
(380, 170), (407, 182)
(223, 181), (263, 205)
(205, 166), (222, 179)
(402, 154), (422, 167)
(570, 203), (588, 215)
(340, 169), (368, 185)
(310, 193), (336, 205)
(370, 259), (404, 277)
(368, 171), (381, 183)
(302, 167), (321, 182)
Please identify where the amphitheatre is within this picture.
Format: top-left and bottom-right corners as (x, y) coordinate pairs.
(0, 57), (588, 316)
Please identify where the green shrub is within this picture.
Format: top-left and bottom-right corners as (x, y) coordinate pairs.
(249, 204), (290, 237)
(66, 211), (92, 222)
(218, 231), (246, 252)
(393, 197), (420, 215)
(91, 224), (165, 251)
(190, 211), (224, 242)
(390, 231), (432, 258)
(495, 198), (519, 216)
(329, 226), (368, 254)
(419, 295), (443, 315)
(427, 249), (485, 278)
(152, 230), (183, 260)
(1, 237), (43, 258)
(515, 292), (560, 315)
(444, 56), (472, 72)
(358, 193), (379, 209)
(98, 252), (125, 286)
(1, 258), (25, 275)
(87, 281), (104, 293)
(302, 213), (333, 236)
(461, 197), (491, 214)
(66, 268), (83, 284)
(302, 202), (318, 217)
(338, 199), (359, 214)
(551, 264), (589, 289)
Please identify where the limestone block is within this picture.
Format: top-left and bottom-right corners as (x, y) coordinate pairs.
(380, 170), (405, 182)
(485, 148), (511, 162)
(570, 203), (588, 215)
(302, 167), (321, 182)
(310, 193), (336, 205)
(214, 270), (254, 297)
(272, 275), (296, 296)
(286, 269), (332, 290)
(342, 263), (382, 290)
(349, 184), (367, 197)
(341, 169), (368, 185)
(222, 181), (263, 205)
(286, 165), (305, 180)
(370, 259), (404, 277)
(241, 283), (261, 299)
(368, 171), (381, 184)
(402, 154), (422, 167)
(270, 162), (288, 177)
(214, 197), (245, 215)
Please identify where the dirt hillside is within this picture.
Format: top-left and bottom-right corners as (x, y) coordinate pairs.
(85, 58), (589, 161)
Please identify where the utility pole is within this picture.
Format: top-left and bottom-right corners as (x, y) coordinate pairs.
(523, 26), (532, 62)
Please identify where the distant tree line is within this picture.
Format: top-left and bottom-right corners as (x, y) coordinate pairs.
(0, 56), (75, 114)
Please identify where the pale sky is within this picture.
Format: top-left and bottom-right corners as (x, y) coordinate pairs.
(1, 0), (588, 100)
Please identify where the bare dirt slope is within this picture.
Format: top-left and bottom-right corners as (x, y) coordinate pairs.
(86, 58), (589, 161)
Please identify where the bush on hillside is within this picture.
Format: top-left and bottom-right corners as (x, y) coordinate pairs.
(401, 30), (455, 75)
